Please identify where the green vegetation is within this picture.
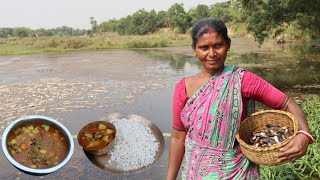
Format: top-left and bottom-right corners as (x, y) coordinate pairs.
(94, 2), (242, 36)
(0, 31), (190, 55)
(261, 97), (320, 180)
(0, 26), (87, 38)
(241, 0), (320, 44)
(0, 0), (319, 55)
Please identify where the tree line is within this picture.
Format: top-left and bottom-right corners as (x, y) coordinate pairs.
(93, 0), (319, 44)
(0, 26), (87, 38)
(1, 0), (319, 44)
(93, 2), (239, 35)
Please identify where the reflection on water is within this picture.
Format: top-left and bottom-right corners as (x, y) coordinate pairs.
(286, 42), (320, 56)
(137, 49), (196, 73)
(243, 56), (320, 94)
(139, 41), (320, 96)
(230, 42), (320, 96)
(136, 49), (201, 77)
(183, 61), (200, 76)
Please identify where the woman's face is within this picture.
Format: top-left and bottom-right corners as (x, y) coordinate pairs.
(193, 32), (229, 73)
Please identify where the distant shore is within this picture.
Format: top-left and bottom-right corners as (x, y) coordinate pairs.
(1, 30), (318, 56)
(0, 31), (191, 56)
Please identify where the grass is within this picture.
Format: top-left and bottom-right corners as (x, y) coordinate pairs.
(260, 97), (320, 180)
(227, 22), (251, 38)
(0, 30), (191, 56)
(0, 44), (73, 55)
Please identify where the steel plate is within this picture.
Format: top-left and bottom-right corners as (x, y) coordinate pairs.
(83, 113), (165, 174)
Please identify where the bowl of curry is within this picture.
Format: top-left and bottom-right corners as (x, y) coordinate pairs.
(78, 121), (116, 155)
(1, 115), (74, 175)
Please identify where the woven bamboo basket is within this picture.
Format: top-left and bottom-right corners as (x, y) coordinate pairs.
(235, 110), (298, 166)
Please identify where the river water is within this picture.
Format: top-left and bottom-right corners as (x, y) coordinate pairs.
(0, 38), (319, 179)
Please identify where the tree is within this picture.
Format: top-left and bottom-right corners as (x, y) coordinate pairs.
(98, 19), (119, 32)
(90, 17), (98, 33)
(97, 9), (166, 35)
(129, 9), (158, 35)
(52, 26), (74, 36)
(240, 0), (320, 44)
(116, 16), (132, 35)
(167, 3), (191, 33)
(209, 2), (235, 23)
(0, 28), (13, 38)
(188, 4), (210, 25)
(155, 11), (168, 29)
(12, 27), (32, 38)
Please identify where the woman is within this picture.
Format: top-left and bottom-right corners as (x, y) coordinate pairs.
(167, 18), (314, 180)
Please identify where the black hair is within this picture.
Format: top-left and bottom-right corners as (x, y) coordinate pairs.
(191, 18), (231, 49)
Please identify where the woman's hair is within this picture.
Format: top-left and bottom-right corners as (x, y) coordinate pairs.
(191, 18), (231, 49)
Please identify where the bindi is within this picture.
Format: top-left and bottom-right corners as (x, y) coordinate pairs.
(206, 29), (214, 47)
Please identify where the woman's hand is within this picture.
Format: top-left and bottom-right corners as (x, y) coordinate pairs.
(277, 134), (309, 163)
(277, 97), (312, 163)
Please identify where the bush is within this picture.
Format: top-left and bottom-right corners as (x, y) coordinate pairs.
(61, 37), (93, 49)
(126, 39), (168, 48)
(32, 37), (93, 49)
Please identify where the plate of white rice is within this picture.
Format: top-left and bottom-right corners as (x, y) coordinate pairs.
(83, 113), (165, 174)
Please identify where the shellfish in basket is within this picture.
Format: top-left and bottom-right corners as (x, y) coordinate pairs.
(250, 124), (294, 147)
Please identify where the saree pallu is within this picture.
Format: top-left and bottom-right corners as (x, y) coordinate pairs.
(180, 66), (260, 180)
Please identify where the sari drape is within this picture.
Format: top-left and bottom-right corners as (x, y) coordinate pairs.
(180, 66), (260, 180)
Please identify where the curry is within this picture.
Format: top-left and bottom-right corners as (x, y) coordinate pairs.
(7, 123), (68, 169)
(79, 123), (115, 150)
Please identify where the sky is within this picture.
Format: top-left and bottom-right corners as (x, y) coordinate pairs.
(0, 0), (227, 30)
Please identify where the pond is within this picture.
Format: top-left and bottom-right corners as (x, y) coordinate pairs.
(0, 38), (319, 179)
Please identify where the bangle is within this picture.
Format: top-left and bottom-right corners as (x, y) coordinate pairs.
(297, 130), (315, 144)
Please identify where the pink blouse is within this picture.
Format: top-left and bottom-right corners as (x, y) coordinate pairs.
(173, 70), (287, 131)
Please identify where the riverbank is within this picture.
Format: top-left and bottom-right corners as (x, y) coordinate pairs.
(0, 31), (190, 56)
(2, 29), (319, 56)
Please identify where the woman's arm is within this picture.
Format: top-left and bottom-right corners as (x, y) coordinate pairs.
(167, 79), (188, 179)
(241, 71), (312, 163)
(277, 97), (311, 163)
(167, 129), (187, 180)
(284, 97), (311, 133)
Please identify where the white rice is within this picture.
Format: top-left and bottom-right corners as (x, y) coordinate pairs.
(108, 118), (159, 171)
